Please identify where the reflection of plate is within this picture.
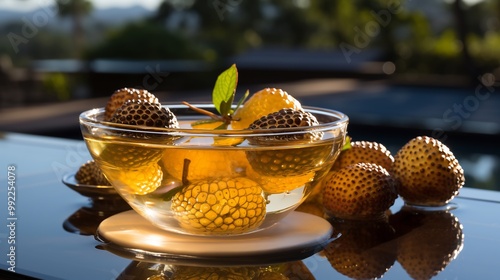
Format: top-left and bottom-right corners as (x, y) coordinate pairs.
(96, 210), (333, 266)
(62, 173), (119, 199)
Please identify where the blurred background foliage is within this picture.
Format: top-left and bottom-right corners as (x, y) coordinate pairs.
(0, 0), (499, 100)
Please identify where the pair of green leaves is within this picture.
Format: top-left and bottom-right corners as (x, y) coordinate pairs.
(212, 64), (248, 124)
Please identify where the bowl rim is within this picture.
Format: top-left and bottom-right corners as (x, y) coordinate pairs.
(79, 103), (349, 137)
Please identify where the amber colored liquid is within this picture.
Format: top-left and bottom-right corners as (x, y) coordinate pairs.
(84, 121), (343, 235)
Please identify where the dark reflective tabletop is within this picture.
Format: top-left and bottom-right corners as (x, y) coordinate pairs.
(1, 132), (500, 279)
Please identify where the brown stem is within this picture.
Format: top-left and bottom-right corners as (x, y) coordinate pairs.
(182, 158), (191, 186)
(182, 101), (222, 121)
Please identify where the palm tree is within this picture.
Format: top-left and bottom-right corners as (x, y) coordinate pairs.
(56, 0), (93, 58)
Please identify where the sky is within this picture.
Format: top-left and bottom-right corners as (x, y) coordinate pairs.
(0, 0), (486, 12)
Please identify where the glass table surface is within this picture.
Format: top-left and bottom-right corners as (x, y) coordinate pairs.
(1, 132), (500, 280)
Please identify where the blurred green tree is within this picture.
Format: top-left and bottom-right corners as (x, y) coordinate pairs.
(56, 0), (93, 58)
(85, 21), (205, 60)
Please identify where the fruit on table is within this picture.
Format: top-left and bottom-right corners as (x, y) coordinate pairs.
(332, 140), (394, 171)
(322, 163), (398, 220)
(231, 88), (302, 130)
(171, 177), (266, 234)
(389, 208), (464, 280)
(104, 87), (160, 121)
(75, 160), (110, 186)
(392, 136), (465, 206)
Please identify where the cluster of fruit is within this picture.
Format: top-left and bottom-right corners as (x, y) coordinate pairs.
(79, 66), (334, 234)
(321, 135), (465, 220)
(322, 209), (463, 279)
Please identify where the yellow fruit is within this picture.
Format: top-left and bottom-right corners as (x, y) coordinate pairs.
(191, 120), (244, 146)
(231, 88), (302, 130)
(161, 149), (249, 182)
(110, 163), (163, 195)
(171, 177), (266, 234)
(246, 166), (315, 194)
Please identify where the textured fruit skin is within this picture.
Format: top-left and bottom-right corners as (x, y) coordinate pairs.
(323, 219), (397, 279)
(104, 88), (159, 121)
(115, 163), (163, 195)
(246, 144), (333, 177)
(245, 108), (330, 177)
(232, 87), (302, 130)
(101, 100), (178, 169)
(172, 266), (259, 280)
(75, 160), (109, 185)
(322, 163), (398, 220)
(392, 136), (465, 206)
(332, 141), (394, 171)
(247, 108), (322, 143)
(389, 208), (464, 280)
(171, 177), (266, 234)
(97, 143), (163, 169)
(110, 100), (179, 129)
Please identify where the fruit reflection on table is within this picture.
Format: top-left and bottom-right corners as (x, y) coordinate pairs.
(115, 260), (314, 280)
(296, 201), (464, 280)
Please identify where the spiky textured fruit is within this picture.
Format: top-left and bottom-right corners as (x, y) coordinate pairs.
(389, 208), (464, 280)
(323, 219), (397, 279)
(332, 140), (394, 171)
(171, 177), (266, 234)
(247, 108), (322, 143)
(322, 163), (398, 220)
(392, 136), (465, 206)
(110, 100), (179, 129)
(75, 160), (109, 185)
(232, 87), (302, 130)
(104, 88), (160, 121)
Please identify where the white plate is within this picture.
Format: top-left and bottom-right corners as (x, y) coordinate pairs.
(97, 210), (333, 265)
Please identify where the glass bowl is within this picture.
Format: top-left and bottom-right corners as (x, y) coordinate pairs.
(80, 103), (348, 236)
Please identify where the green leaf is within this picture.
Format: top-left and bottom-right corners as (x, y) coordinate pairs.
(342, 136), (352, 151)
(213, 64), (238, 116)
(234, 89), (249, 112)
